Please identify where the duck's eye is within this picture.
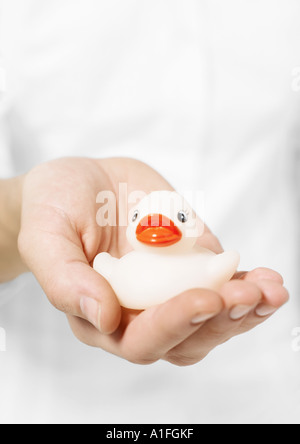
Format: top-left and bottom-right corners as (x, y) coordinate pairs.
(177, 211), (188, 223)
(132, 210), (139, 223)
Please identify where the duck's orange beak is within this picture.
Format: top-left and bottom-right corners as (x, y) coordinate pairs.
(136, 214), (182, 247)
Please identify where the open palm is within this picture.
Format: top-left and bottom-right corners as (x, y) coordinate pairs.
(19, 157), (289, 366)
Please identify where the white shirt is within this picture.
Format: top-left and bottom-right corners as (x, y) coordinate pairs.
(0, 0), (299, 424)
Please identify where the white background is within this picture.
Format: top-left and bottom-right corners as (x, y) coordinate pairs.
(0, 0), (300, 424)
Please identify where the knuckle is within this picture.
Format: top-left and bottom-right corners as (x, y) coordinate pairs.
(205, 323), (229, 341)
(182, 289), (222, 314)
(165, 351), (205, 367)
(122, 348), (158, 366)
(128, 356), (158, 366)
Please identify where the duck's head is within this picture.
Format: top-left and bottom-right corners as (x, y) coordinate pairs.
(126, 191), (203, 254)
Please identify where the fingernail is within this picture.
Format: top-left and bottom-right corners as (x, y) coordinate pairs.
(230, 305), (253, 321)
(191, 313), (216, 325)
(255, 304), (277, 317)
(80, 297), (101, 331)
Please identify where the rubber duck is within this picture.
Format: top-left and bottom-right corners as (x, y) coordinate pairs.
(93, 191), (240, 309)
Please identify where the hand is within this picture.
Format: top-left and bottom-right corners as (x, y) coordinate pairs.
(18, 157), (289, 366)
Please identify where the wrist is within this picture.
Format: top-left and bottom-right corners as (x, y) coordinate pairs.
(0, 175), (28, 282)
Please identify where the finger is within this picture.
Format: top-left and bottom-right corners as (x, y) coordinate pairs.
(71, 289), (223, 364)
(166, 280), (262, 365)
(19, 217), (121, 334)
(240, 267), (284, 285)
(221, 279), (262, 312)
(239, 280), (289, 331)
(121, 289), (223, 364)
(241, 268), (289, 318)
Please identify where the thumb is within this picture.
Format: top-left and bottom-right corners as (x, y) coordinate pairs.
(18, 229), (122, 335)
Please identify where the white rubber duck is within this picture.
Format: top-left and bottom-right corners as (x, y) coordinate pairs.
(93, 191), (240, 310)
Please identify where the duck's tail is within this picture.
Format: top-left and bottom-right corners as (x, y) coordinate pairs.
(209, 251), (240, 289)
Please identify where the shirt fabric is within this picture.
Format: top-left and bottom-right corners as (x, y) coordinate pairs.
(0, 0), (300, 424)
